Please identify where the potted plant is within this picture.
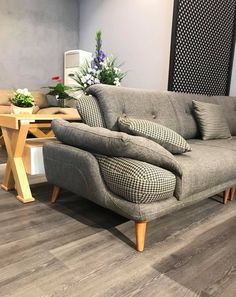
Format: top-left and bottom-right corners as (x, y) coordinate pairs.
(10, 88), (34, 114)
(70, 30), (126, 95)
(43, 76), (72, 107)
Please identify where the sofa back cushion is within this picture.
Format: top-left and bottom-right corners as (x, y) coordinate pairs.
(87, 85), (236, 139)
(87, 84), (181, 134)
(0, 90), (48, 109)
(31, 91), (48, 108)
(212, 95), (236, 136)
(76, 94), (106, 127)
(0, 90), (14, 106)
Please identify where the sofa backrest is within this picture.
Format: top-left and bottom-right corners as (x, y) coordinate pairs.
(87, 84), (236, 139)
(87, 85), (182, 134)
(0, 89), (48, 109)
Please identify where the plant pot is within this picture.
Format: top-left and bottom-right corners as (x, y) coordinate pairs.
(46, 95), (66, 108)
(11, 105), (33, 115)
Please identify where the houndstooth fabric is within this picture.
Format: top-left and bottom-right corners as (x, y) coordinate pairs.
(118, 117), (191, 154)
(96, 156), (176, 204)
(76, 95), (106, 127)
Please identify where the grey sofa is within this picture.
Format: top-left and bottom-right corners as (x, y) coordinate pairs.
(43, 84), (236, 251)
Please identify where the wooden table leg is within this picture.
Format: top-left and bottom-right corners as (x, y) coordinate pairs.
(1, 124), (35, 203)
(1, 159), (15, 191)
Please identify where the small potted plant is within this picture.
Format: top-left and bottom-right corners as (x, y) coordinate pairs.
(43, 76), (72, 107)
(10, 88), (34, 114)
(71, 30), (126, 94)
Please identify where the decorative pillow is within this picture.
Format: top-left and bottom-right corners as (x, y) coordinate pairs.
(192, 100), (231, 140)
(76, 95), (106, 127)
(51, 119), (182, 176)
(118, 117), (191, 154)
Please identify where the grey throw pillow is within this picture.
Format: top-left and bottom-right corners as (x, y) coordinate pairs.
(192, 100), (231, 140)
(51, 119), (182, 176)
(118, 117), (191, 154)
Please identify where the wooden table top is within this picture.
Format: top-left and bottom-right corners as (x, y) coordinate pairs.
(0, 113), (81, 129)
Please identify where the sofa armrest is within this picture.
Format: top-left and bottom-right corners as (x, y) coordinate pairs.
(43, 142), (178, 221)
(51, 119), (182, 177)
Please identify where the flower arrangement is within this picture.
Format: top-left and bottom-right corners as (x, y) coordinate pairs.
(44, 76), (72, 100)
(10, 88), (34, 107)
(71, 30), (126, 94)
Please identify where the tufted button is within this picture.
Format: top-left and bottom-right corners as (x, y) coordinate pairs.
(152, 114), (157, 119)
(122, 113), (127, 118)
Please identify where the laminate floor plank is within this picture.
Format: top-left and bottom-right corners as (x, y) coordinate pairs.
(0, 158), (235, 296)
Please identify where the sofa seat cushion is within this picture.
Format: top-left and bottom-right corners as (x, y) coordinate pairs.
(96, 156), (176, 204)
(175, 140), (236, 200)
(188, 137), (236, 151)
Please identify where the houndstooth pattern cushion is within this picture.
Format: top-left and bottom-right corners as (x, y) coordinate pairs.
(76, 95), (106, 127)
(118, 117), (191, 154)
(96, 156), (176, 204)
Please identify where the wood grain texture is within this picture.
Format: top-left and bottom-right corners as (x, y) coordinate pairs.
(0, 161), (235, 296)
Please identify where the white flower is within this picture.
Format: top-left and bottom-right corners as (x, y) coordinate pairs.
(16, 88), (31, 96)
(81, 77), (86, 83)
(114, 78), (121, 86)
(95, 78), (100, 84)
(85, 74), (92, 80)
(87, 80), (92, 85)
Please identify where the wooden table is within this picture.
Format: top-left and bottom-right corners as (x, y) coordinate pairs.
(0, 114), (80, 203)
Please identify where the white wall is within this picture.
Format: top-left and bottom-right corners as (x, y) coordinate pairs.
(0, 0), (79, 90)
(231, 57), (236, 95)
(79, 0), (174, 91)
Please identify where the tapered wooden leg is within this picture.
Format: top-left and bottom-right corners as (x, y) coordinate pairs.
(224, 188), (230, 205)
(230, 186), (236, 201)
(51, 186), (60, 203)
(135, 221), (147, 252)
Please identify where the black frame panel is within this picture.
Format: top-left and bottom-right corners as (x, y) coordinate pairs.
(168, 0), (236, 96)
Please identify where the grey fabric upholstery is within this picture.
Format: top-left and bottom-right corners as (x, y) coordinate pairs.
(76, 94), (105, 127)
(43, 84), (236, 225)
(43, 142), (178, 221)
(87, 84), (180, 133)
(51, 119), (182, 176)
(212, 95), (236, 136)
(188, 136), (236, 150)
(175, 141), (236, 200)
(192, 100), (231, 140)
(96, 156), (176, 204)
(87, 85), (236, 138)
(43, 142), (236, 221)
(118, 117), (191, 154)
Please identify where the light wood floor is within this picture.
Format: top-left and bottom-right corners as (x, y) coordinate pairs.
(0, 159), (236, 296)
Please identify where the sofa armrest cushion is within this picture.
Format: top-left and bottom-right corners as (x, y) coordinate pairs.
(96, 156), (176, 204)
(51, 119), (182, 176)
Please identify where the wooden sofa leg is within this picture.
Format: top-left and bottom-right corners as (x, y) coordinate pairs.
(230, 186), (236, 201)
(224, 188), (230, 204)
(135, 221), (147, 252)
(51, 186), (60, 203)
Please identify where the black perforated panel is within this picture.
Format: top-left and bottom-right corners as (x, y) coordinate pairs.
(168, 0), (236, 96)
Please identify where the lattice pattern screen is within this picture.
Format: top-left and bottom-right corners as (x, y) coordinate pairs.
(168, 0), (236, 96)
